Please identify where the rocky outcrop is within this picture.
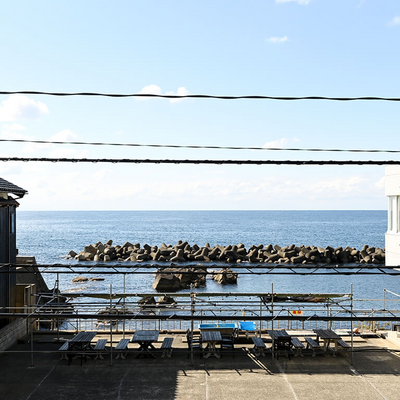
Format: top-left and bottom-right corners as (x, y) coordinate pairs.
(157, 295), (176, 305)
(138, 296), (156, 306)
(71, 276), (88, 283)
(152, 265), (207, 292)
(68, 241), (386, 265)
(212, 268), (238, 284)
(152, 272), (182, 292)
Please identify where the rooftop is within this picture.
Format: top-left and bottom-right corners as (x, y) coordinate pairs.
(0, 177), (27, 198)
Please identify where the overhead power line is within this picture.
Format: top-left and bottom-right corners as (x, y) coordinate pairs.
(1, 90), (400, 101)
(1, 157), (399, 165)
(1, 138), (400, 154)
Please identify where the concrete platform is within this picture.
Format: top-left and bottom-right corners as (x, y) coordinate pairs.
(1, 332), (400, 400)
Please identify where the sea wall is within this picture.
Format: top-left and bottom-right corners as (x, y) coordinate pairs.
(68, 241), (385, 265)
(0, 318), (28, 352)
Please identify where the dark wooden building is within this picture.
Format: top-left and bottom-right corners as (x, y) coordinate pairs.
(0, 177), (27, 327)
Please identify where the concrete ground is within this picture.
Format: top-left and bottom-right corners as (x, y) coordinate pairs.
(1, 332), (400, 400)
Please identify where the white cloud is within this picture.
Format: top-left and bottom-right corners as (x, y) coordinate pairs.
(263, 138), (289, 148)
(389, 16), (400, 26)
(137, 85), (189, 103)
(275, 0), (310, 5)
(166, 87), (190, 103)
(20, 129), (79, 154)
(50, 129), (77, 142)
(267, 36), (289, 43)
(93, 169), (112, 181)
(137, 84), (162, 99)
(374, 176), (385, 189)
(1, 123), (30, 140)
(2, 123), (26, 132)
(22, 142), (51, 153)
(309, 176), (369, 196)
(0, 95), (49, 122)
(15, 165), (385, 210)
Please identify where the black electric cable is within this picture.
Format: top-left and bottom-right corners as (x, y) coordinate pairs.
(1, 138), (400, 154)
(1, 157), (400, 165)
(1, 90), (400, 101)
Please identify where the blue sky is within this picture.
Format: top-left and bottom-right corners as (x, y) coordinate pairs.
(0, 0), (399, 210)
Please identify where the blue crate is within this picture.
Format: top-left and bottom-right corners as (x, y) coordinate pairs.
(239, 321), (256, 331)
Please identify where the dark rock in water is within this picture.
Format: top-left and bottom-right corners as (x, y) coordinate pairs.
(89, 277), (105, 281)
(72, 276), (88, 283)
(350, 249), (359, 257)
(213, 268), (238, 284)
(68, 250), (77, 258)
(103, 247), (115, 256)
(247, 249), (258, 263)
(208, 247), (220, 260)
(291, 256), (305, 264)
(137, 253), (151, 261)
(267, 254), (280, 262)
(138, 296), (156, 305)
(84, 245), (97, 256)
(177, 266), (207, 288)
(143, 243), (151, 252)
(337, 250), (350, 263)
(152, 272), (182, 292)
(157, 295), (175, 304)
(170, 249), (186, 262)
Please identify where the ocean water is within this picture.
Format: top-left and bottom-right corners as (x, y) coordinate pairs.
(15, 210), (400, 308)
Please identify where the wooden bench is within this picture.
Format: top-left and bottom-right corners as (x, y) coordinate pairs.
(93, 339), (108, 360)
(160, 337), (174, 358)
(59, 341), (70, 360)
(251, 336), (266, 357)
(337, 339), (351, 356)
(291, 337), (305, 357)
(305, 337), (321, 357)
(115, 338), (130, 359)
(337, 339), (351, 349)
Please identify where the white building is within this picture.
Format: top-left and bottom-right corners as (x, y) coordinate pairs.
(385, 166), (400, 266)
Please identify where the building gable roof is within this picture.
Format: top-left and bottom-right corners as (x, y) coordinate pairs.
(0, 177), (28, 198)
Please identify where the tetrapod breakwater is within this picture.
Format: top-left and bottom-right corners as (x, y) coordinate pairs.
(67, 240), (385, 265)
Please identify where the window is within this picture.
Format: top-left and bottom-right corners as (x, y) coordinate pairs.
(9, 212), (15, 234)
(388, 196), (400, 233)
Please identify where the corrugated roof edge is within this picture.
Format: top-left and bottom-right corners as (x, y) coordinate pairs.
(0, 177), (28, 198)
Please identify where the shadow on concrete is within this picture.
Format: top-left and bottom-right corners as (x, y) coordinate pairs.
(1, 335), (400, 400)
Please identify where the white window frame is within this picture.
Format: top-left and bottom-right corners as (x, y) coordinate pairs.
(398, 196), (400, 233)
(388, 196), (400, 233)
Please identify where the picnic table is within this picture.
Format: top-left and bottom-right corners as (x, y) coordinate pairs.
(132, 330), (159, 358)
(267, 329), (292, 359)
(199, 323), (237, 337)
(313, 329), (342, 356)
(68, 331), (97, 365)
(201, 330), (222, 359)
